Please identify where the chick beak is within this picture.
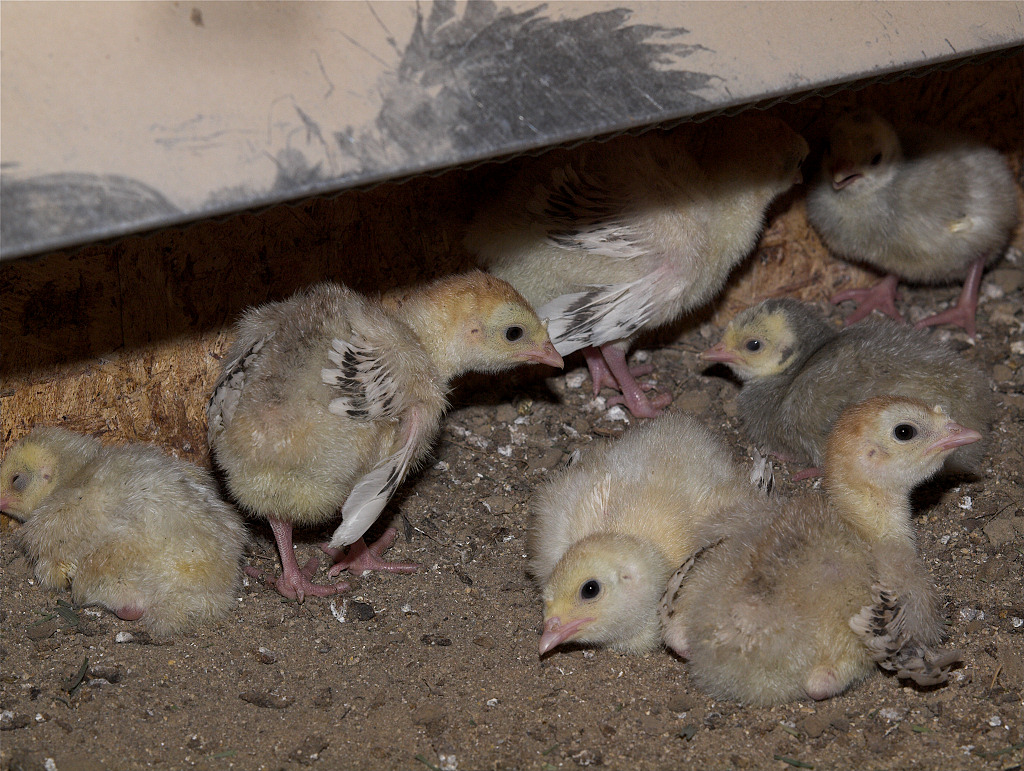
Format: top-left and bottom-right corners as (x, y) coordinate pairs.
(539, 615), (594, 656)
(831, 162), (862, 190)
(700, 342), (740, 364)
(925, 422), (982, 454)
(521, 340), (564, 369)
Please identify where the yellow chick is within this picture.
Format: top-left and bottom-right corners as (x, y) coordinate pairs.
(702, 298), (992, 477)
(467, 114), (808, 417)
(1, 427), (248, 635)
(529, 413), (763, 656)
(660, 396), (975, 705)
(208, 271), (562, 602)
(806, 108), (1019, 336)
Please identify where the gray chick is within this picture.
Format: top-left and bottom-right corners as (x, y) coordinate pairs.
(702, 297), (992, 477)
(806, 107), (1019, 337)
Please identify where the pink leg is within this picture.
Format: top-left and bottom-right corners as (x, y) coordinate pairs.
(599, 344), (671, 418)
(251, 517), (349, 602)
(582, 347), (626, 395)
(914, 256), (986, 338)
(804, 667), (846, 701)
(114, 604), (145, 622)
(322, 527), (418, 578)
(831, 274), (904, 325)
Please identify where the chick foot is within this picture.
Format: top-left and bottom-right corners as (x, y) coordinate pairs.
(832, 274), (904, 325)
(323, 528), (419, 577)
(914, 256), (985, 338)
(253, 518), (350, 602)
(588, 344), (670, 418)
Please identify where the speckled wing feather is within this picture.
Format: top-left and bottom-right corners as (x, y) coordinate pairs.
(327, 408), (429, 549)
(748, 448), (775, 497)
(207, 334), (272, 441)
(322, 335), (402, 421)
(658, 539), (725, 625)
(538, 276), (660, 355)
(850, 585), (962, 685)
(536, 164), (647, 259)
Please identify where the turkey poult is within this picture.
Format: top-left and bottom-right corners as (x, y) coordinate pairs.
(529, 413), (766, 656)
(467, 114), (808, 417)
(659, 396), (974, 705)
(806, 108), (1019, 337)
(702, 298), (992, 478)
(0, 427), (247, 635)
(208, 272), (562, 602)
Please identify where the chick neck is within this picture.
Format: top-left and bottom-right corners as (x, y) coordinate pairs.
(383, 286), (475, 382)
(824, 459), (915, 547)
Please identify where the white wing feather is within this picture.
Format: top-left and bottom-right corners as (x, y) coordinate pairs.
(328, 434), (417, 548)
(538, 276), (659, 356)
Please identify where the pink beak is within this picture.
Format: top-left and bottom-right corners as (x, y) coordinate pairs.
(539, 615), (594, 656)
(700, 342), (741, 364)
(926, 422), (982, 454)
(522, 341), (564, 369)
(831, 161), (862, 190)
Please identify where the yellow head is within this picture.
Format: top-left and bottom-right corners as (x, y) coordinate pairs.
(0, 428), (101, 520)
(538, 533), (665, 656)
(385, 271), (563, 375)
(823, 108), (902, 192)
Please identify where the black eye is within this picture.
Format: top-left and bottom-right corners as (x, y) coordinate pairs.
(504, 325), (524, 342)
(893, 423), (917, 441)
(870, 152), (883, 166)
(745, 339), (761, 352)
(579, 580), (601, 601)
(11, 473), (29, 492)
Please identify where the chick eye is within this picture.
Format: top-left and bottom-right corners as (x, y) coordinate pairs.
(870, 152), (883, 166)
(504, 325), (524, 342)
(11, 473), (29, 492)
(745, 339), (762, 352)
(579, 579), (601, 601)
(893, 423), (917, 441)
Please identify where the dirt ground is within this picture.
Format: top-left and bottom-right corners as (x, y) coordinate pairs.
(2, 57), (1024, 771)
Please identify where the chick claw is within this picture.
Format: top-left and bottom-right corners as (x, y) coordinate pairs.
(831, 274), (904, 325)
(245, 557), (350, 603)
(322, 528), (419, 577)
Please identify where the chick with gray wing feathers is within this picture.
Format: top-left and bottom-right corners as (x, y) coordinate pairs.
(806, 108), (1019, 337)
(0, 427), (248, 635)
(702, 297), (992, 478)
(208, 272), (562, 602)
(467, 114), (808, 417)
(529, 413), (766, 656)
(660, 396), (974, 704)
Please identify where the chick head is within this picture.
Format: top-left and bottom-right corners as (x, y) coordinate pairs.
(702, 299), (806, 381)
(539, 532), (664, 656)
(824, 108), (902, 192)
(434, 271), (563, 372)
(706, 114), (810, 194)
(830, 395), (981, 487)
(0, 437), (62, 519)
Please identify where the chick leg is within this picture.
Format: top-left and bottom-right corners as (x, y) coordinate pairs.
(581, 347), (630, 394)
(323, 527), (418, 577)
(831, 273), (903, 325)
(913, 256), (985, 338)
(596, 345), (671, 418)
(260, 517), (349, 602)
